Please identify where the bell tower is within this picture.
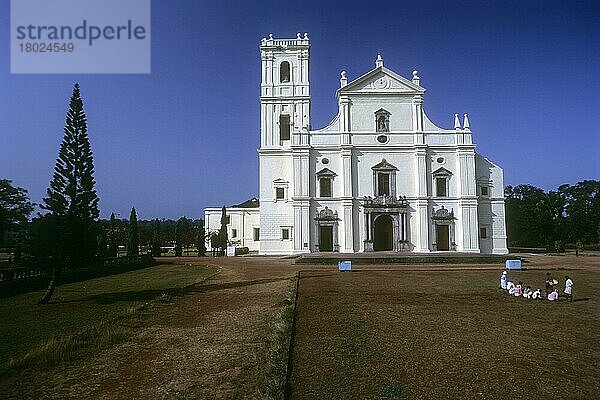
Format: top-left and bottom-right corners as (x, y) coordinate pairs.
(259, 33), (311, 148)
(258, 33), (311, 255)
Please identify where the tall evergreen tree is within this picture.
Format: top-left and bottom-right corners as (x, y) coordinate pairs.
(219, 206), (228, 255)
(0, 179), (35, 248)
(108, 212), (118, 257)
(127, 207), (139, 256)
(196, 221), (206, 257)
(174, 218), (183, 257)
(39, 83), (99, 304)
(152, 218), (162, 257)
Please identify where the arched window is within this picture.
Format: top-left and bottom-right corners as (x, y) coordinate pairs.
(280, 61), (291, 83)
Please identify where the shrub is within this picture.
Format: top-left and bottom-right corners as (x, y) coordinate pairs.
(235, 247), (249, 256)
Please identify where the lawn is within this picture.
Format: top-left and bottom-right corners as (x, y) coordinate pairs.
(0, 256), (297, 399)
(0, 260), (218, 371)
(289, 268), (600, 399)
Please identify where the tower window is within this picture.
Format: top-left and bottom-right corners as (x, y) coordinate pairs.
(480, 227), (488, 239)
(280, 61), (290, 83)
(481, 186), (489, 196)
(280, 115), (290, 141)
(253, 228), (260, 241)
(275, 187), (285, 200)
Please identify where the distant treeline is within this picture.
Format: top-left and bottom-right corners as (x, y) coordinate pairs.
(505, 180), (600, 251)
(97, 216), (203, 249)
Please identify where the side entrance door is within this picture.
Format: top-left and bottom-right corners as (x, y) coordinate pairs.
(319, 226), (333, 252)
(436, 225), (450, 251)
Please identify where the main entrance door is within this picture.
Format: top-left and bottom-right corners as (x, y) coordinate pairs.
(373, 215), (393, 251)
(319, 226), (333, 252)
(436, 225), (450, 251)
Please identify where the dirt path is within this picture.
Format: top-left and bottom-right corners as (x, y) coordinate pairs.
(4, 257), (299, 400)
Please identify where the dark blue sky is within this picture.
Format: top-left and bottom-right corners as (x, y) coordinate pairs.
(1, 0), (599, 220)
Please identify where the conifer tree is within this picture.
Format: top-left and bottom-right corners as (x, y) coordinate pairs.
(152, 218), (162, 257)
(127, 207), (139, 256)
(219, 206), (228, 255)
(174, 218), (183, 257)
(108, 212), (118, 257)
(39, 83), (99, 304)
(196, 222), (206, 257)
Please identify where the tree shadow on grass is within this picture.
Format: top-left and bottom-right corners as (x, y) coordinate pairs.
(49, 277), (290, 305)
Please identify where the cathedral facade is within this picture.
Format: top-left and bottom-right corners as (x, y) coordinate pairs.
(206, 34), (508, 255)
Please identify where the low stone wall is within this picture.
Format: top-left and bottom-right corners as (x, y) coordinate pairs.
(0, 254), (155, 298)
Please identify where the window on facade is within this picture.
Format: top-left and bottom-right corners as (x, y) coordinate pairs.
(280, 114), (290, 141)
(253, 228), (260, 241)
(320, 177), (332, 197)
(436, 177), (447, 197)
(378, 173), (390, 196)
(275, 187), (285, 200)
(280, 61), (290, 83)
(480, 227), (488, 239)
(481, 186), (489, 196)
(231, 229), (237, 238)
(282, 228), (290, 240)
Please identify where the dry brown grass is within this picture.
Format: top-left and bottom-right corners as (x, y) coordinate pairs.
(0, 256), (299, 399)
(289, 261), (600, 400)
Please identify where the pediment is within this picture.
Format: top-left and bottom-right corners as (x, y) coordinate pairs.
(339, 67), (425, 95)
(372, 158), (398, 171)
(433, 167), (452, 176)
(316, 167), (337, 177)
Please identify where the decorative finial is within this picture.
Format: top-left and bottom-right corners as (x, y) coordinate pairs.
(463, 113), (470, 130)
(454, 113), (461, 129)
(340, 70), (348, 88)
(296, 32), (301, 39)
(268, 33), (273, 39)
(304, 32), (309, 39)
(376, 53), (384, 68)
(412, 70), (420, 85)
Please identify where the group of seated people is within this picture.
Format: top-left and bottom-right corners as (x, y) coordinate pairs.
(499, 271), (573, 301)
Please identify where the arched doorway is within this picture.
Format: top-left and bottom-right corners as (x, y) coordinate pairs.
(373, 215), (393, 251)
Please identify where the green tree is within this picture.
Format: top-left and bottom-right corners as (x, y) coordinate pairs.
(0, 179), (35, 247)
(127, 207), (139, 256)
(151, 218), (162, 256)
(219, 206), (228, 255)
(107, 212), (118, 257)
(196, 221), (206, 257)
(174, 218), (183, 257)
(558, 181), (600, 244)
(97, 228), (108, 258)
(39, 83), (99, 304)
(505, 184), (562, 249)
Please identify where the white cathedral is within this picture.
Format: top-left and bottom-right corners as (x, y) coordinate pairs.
(205, 34), (508, 255)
